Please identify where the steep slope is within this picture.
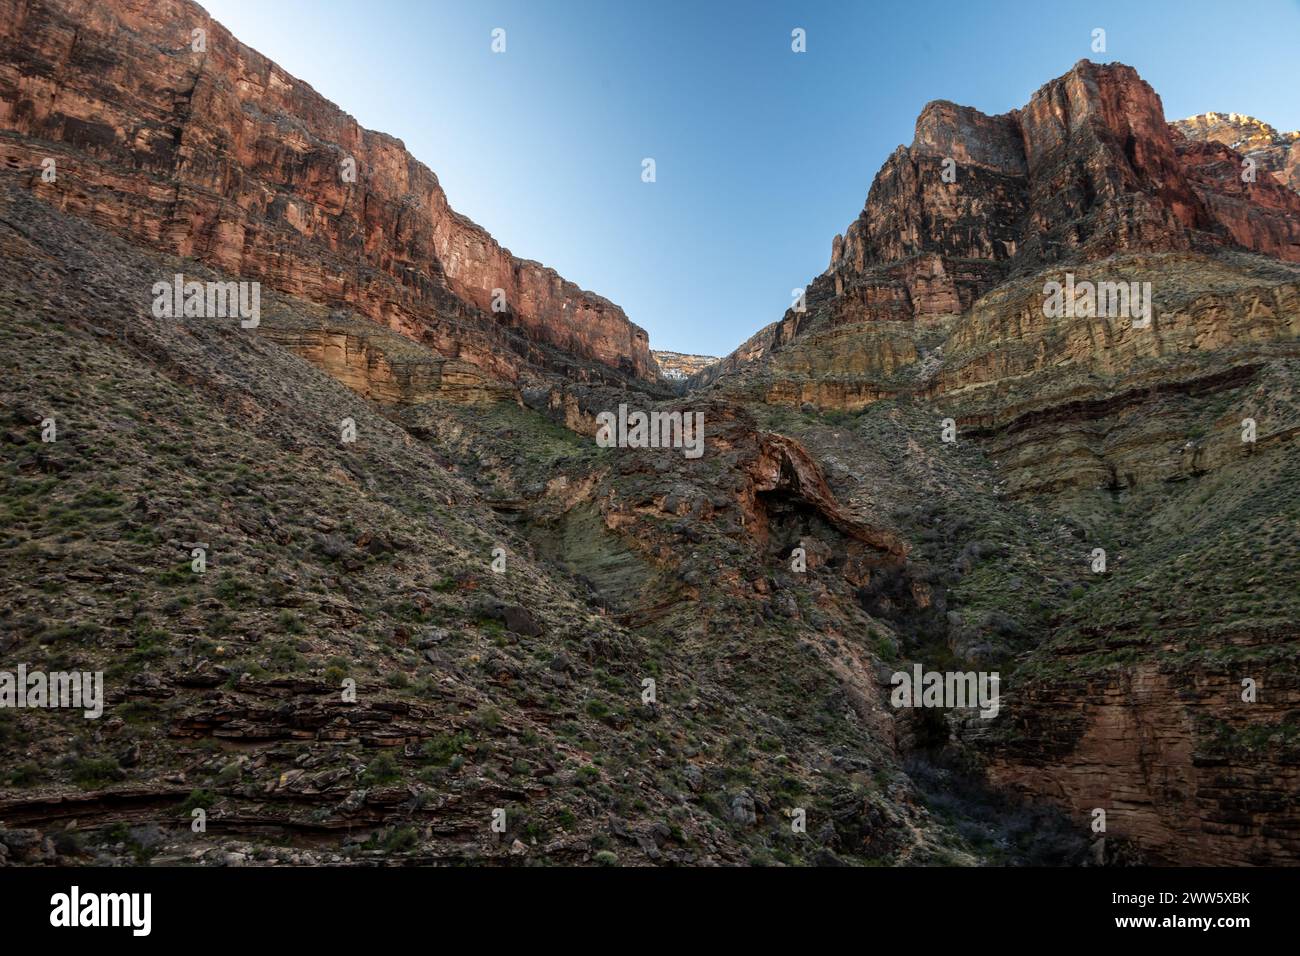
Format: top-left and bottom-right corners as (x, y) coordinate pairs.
(694, 60), (1300, 865)
(0, 0), (660, 389)
(5, 181), (1091, 867)
(1, 12), (1296, 869)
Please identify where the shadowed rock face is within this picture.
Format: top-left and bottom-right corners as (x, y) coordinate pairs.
(0, 0), (658, 387)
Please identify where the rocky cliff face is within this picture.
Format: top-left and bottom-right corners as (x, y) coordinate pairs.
(257, 309), (517, 407)
(972, 641), (1300, 866)
(694, 60), (1300, 865)
(1175, 112), (1300, 194)
(0, 18), (1295, 870)
(708, 61), (1300, 411)
(827, 61), (1300, 319)
(651, 351), (718, 382)
(0, 0), (659, 388)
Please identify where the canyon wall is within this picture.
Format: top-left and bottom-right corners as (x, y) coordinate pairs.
(831, 61), (1300, 298)
(0, 0), (658, 386)
(706, 61), (1300, 414)
(692, 59), (1300, 865)
(1175, 112), (1300, 194)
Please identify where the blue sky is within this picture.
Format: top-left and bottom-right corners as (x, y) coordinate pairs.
(201, 0), (1300, 356)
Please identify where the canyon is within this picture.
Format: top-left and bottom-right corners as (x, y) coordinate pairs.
(0, 0), (1296, 869)
(691, 60), (1300, 866)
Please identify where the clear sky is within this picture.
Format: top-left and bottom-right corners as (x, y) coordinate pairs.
(200, 0), (1300, 357)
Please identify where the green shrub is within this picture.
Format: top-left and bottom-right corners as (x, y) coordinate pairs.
(5, 762), (42, 787)
(383, 826), (419, 853)
(180, 788), (216, 814)
(362, 751), (401, 786)
(69, 757), (125, 788)
(419, 732), (469, 766)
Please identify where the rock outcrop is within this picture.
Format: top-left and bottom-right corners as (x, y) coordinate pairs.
(1175, 112), (1300, 194)
(830, 61), (1300, 292)
(0, 0), (659, 387)
(713, 61), (1299, 373)
(652, 350), (718, 382)
(704, 61), (1300, 418)
(258, 313), (517, 407)
(691, 59), (1300, 866)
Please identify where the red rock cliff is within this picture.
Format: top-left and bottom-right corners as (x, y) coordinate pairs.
(1174, 111), (1300, 194)
(828, 61), (1300, 320)
(0, 0), (659, 385)
(705, 61), (1300, 386)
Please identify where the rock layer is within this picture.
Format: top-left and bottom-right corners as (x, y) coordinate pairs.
(1175, 112), (1300, 194)
(883, 62), (1300, 300)
(0, 0), (658, 387)
(694, 60), (1300, 866)
(971, 645), (1300, 866)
